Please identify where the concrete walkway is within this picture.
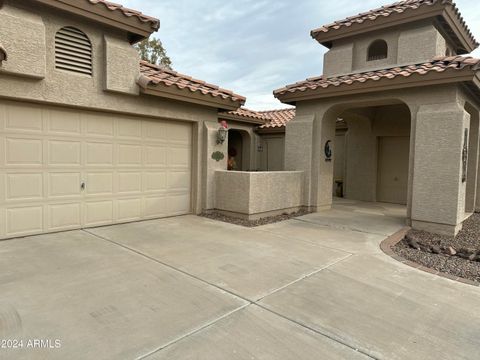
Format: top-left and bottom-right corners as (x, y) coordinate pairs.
(0, 200), (479, 359)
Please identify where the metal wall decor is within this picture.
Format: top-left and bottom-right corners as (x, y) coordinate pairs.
(324, 140), (332, 162)
(462, 128), (469, 183)
(212, 151), (225, 162)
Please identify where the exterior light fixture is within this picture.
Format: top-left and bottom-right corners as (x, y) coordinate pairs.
(217, 120), (228, 145)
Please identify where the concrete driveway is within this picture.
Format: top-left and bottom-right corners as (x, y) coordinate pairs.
(1, 200), (479, 360)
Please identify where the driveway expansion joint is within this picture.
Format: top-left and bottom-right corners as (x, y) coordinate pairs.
(83, 228), (375, 358)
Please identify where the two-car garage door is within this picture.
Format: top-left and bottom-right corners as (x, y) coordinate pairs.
(0, 100), (192, 240)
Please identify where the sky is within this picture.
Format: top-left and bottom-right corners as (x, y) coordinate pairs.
(122, 0), (480, 110)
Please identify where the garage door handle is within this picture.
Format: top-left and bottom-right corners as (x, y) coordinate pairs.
(80, 182), (86, 191)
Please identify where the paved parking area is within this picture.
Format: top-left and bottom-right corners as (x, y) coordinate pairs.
(1, 200), (479, 359)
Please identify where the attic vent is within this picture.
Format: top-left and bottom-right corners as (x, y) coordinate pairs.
(367, 40), (388, 61)
(55, 27), (92, 76)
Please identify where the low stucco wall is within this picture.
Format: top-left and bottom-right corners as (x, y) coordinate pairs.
(215, 171), (304, 218)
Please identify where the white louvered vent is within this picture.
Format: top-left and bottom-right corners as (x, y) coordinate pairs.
(55, 27), (92, 76)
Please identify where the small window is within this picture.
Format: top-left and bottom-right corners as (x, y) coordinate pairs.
(367, 40), (388, 61)
(55, 27), (92, 76)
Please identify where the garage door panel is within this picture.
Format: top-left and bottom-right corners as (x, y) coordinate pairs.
(47, 110), (82, 135)
(118, 198), (142, 222)
(118, 144), (142, 166)
(6, 173), (43, 200)
(85, 201), (114, 226)
(0, 101), (192, 239)
(85, 114), (114, 137)
(86, 173), (113, 195)
(48, 140), (81, 166)
(167, 123), (192, 144)
(168, 194), (191, 214)
(48, 203), (81, 230)
(118, 118), (142, 139)
(144, 121), (167, 141)
(144, 196), (168, 218)
(5, 104), (43, 133)
(145, 146), (167, 166)
(145, 172), (167, 192)
(48, 173), (81, 198)
(168, 147), (190, 168)
(6, 137), (43, 166)
(85, 142), (114, 166)
(118, 172), (142, 194)
(167, 171), (190, 190)
(6, 206), (43, 236)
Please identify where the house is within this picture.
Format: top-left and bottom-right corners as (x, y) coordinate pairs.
(0, 0), (248, 239)
(274, 0), (480, 236)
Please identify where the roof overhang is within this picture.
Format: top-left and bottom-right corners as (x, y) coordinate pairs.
(218, 112), (265, 125)
(312, 2), (477, 55)
(255, 126), (286, 134)
(138, 75), (244, 111)
(34, 0), (159, 43)
(275, 68), (478, 104)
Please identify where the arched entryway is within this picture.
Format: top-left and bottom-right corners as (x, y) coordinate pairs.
(228, 129), (251, 171)
(315, 100), (412, 220)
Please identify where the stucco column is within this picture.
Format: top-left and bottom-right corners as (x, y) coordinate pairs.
(465, 108), (479, 213)
(411, 102), (470, 236)
(285, 115), (315, 208)
(202, 121), (228, 211)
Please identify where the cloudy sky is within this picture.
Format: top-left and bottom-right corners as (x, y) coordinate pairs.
(122, 0), (480, 110)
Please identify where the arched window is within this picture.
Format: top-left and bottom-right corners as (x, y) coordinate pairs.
(55, 27), (92, 76)
(367, 40), (388, 61)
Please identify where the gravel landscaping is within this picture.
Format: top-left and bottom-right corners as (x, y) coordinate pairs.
(200, 208), (312, 227)
(393, 213), (480, 284)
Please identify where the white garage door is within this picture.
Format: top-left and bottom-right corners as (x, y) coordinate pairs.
(0, 100), (192, 239)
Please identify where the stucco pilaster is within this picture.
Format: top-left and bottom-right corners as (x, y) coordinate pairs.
(411, 102), (469, 235)
(285, 114), (315, 208)
(202, 121), (228, 211)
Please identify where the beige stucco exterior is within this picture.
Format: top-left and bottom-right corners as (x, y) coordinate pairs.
(0, 0), (243, 238)
(215, 170), (304, 219)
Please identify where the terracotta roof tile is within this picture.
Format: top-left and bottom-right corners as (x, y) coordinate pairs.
(274, 56), (480, 97)
(223, 108), (270, 121)
(311, 0), (478, 48)
(87, 0), (160, 30)
(139, 61), (246, 104)
(258, 109), (296, 128)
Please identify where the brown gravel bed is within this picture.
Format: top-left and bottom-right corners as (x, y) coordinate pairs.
(200, 208), (312, 227)
(392, 213), (480, 284)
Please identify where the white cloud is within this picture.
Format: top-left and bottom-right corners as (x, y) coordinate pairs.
(122, 0), (480, 109)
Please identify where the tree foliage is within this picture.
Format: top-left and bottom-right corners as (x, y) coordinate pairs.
(135, 37), (172, 69)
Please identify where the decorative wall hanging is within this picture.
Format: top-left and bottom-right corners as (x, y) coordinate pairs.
(212, 151), (225, 162)
(462, 128), (468, 183)
(324, 140), (332, 162)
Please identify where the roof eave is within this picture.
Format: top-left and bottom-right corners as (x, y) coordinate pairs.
(275, 68), (477, 103)
(218, 113), (265, 125)
(311, 5), (445, 48)
(255, 126), (286, 134)
(311, 3), (477, 53)
(138, 81), (244, 111)
(35, 0), (159, 43)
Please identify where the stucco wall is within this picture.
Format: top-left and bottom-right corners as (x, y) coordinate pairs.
(0, 1), (217, 122)
(323, 21), (449, 78)
(286, 84), (477, 234)
(0, 3), (46, 79)
(0, 0), (227, 217)
(215, 171), (304, 217)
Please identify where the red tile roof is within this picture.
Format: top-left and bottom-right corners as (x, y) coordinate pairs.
(274, 56), (480, 97)
(224, 108), (270, 121)
(311, 0), (478, 49)
(139, 61), (246, 104)
(258, 109), (296, 129)
(87, 0), (160, 30)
